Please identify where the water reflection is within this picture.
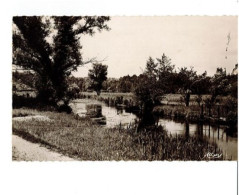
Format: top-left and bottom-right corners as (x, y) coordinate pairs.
(200, 124), (237, 160)
(158, 119), (237, 160)
(70, 99), (137, 128)
(71, 99), (237, 160)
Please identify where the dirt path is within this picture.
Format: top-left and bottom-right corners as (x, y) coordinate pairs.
(12, 135), (75, 161)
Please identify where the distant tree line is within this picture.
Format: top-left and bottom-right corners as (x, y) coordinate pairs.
(14, 55), (237, 102)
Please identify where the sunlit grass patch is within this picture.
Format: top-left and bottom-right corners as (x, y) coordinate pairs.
(12, 109), (40, 117)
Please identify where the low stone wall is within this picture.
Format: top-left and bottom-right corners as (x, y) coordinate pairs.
(86, 103), (102, 118)
(85, 103), (106, 125)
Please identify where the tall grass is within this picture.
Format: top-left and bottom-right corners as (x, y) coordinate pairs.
(12, 108), (223, 161)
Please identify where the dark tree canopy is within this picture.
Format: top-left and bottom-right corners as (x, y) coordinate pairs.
(156, 53), (175, 78)
(144, 54), (176, 93)
(135, 54), (175, 110)
(88, 63), (108, 95)
(145, 57), (157, 78)
(13, 16), (110, 105)
(176, 67), (197, 106)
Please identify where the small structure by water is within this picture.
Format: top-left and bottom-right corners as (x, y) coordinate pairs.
(86, 104), (102, 117)
(85, 103), (106, 125)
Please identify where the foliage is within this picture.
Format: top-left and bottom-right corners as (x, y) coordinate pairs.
(226, 111), (237, 127)
(117, 75), (138, 92)
(135, 54), (175, 106)
(203, 67), (234, 113)
(13, 16), (110, 106)
(12, 94), (57, 111)
(66, 83), (81, 99)
(191, 71), (210, 106)
(67, 76), (88, 92)
(12, 71), (36, 89)
(230, 79), (238, 98)
(225, 72), (238, 98)
(225, 96), (237, 127)
(134, 55), (175, 128)
(102, 78), (119, 92)
(145, 54), (176, 93)
(12, 108), (223, 160)
(88, 63), (108, 95)
(145, 57), (158, 78)
(210, 68), (230, 98)
(101, 63), (237, 100)
(134, 74), (163, 107)
(177, 67), (197, 106)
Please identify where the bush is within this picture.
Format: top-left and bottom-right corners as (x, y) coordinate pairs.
(226, 111), (237, 127)
(57, 103), (72, 113)
(13, 94), (57, 112)
(67, 83), (80, 99)
(13, 94), (38, 109)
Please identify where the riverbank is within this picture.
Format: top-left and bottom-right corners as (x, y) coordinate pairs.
(152, 104), (236, 127)
(79, 92), (236, 126)
(12, 108), (224, 161)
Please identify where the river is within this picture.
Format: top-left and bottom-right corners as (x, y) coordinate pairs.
(70, 99), (238, 160)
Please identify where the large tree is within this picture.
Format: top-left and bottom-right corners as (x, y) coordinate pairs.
(13, 16), (110, 105)
(177, 67), (197, 106)
(191, 71), (210, 106)
(88, 63), (108, 95)
(134, 74), (163, 128)
(145, 54), (176, 93)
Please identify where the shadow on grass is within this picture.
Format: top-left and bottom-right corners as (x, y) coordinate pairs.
(12, 128), (77, 160)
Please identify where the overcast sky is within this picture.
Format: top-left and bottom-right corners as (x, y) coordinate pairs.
(72, 16), (238, 78)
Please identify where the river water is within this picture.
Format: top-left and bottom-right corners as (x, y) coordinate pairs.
(70, 99), (238, 160)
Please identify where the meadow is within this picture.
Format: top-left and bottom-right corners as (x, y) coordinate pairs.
(80, 92), (227, 106)
(12, 108), (223, 161)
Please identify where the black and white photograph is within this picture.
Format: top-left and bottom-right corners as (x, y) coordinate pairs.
(0, 1), (238, 194)
(12, 16), (238, 161)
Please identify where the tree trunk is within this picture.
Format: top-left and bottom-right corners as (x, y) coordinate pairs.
(137, 101), (155, 131)
(96, 90), (101, 96)
(200, 104), (204, 119)
(185, 121), (189, 140)
(185, 93), (190, 107)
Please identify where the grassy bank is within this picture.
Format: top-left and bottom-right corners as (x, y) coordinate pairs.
(153, 104), (235, 126)
(80, 92), (227, 105)
(12, 108), (223, 160)
(79, 92), (232, 119)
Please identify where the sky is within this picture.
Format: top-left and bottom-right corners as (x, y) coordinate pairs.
(71, 16), (237, 78)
